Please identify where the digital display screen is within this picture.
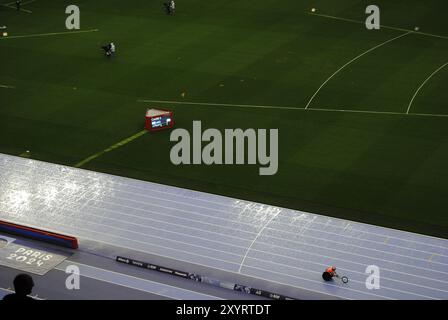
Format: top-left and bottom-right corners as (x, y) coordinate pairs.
(151, 115), (172, 128)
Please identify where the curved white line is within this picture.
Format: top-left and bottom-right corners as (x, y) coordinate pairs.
(238, 210), (283, 273)
(2, 215), (441, 300)
(3, 166), (448, 262)
(305, 32), (412, 109)
(28, 160), (448, 248)
(407, 62), (448, 114)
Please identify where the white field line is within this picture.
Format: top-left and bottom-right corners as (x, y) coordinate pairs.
(0, 4), (32, 13)
(0, 84), (15, 89)
(138, 99), (300, 110)
(304, 32), (412, 109)
(0, 29), (99, 40)
(5, 0), (37, 5)
(308, 12), (448, 41)
(22, 0), (38, 5)
(4, 162), (448, 253)
(407, 62), (448, 114)
(137, 99), (448, 118)
(55, 261), (222, 300)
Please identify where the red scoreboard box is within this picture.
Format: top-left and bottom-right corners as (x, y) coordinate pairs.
(145, 108), (174, 132)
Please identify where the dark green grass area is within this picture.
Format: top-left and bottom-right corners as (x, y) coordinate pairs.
(1, 0), (447, 237)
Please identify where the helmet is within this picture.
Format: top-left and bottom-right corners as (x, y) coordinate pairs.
(331, 266), (336, 271)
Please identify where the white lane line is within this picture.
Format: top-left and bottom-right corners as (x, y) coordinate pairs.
(3, 199), (447, 284)
(2, 161), (446, 251)
(407, 62), (448, 114)
(243, 263), (436, 300)
(3, 187), (446, 290)
(0, 287), (45, 300)
(304, 32), (412, 109)
(18, 207), (245, 259)
(3, 197), (448, 292)
(17, 178), (447, 264)
(4, 162), (447, 257)
(255, 231), (448, 274)
(308, 12), (448, 40)
(250, 240), (448, 290)
(238, 210), (282, 273)
(3, 166), (448, 266)
(2, 215), (442, 300)
(22, 0), (38, 5)
(4, 209), (446, 298)
(68, 232), (394, 300)
(3, 167), (448, 261)
(5, 175), (447, 266)
(137, 99), (448, 118)
(55, 261), (222, 300)
(49, 203), (252, 253)
(80, 196), (448, 264)
(243, 258), (442, 300)
(3, 216), (243, 266)
(0, 29), (99, 40)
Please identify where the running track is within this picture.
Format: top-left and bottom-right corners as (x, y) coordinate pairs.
(0, 153), (447, 300)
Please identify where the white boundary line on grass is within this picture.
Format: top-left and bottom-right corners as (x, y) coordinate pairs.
(0, 3), (32, 13)
(0, 84), (15, 89)
(308, 12), (448, 40)
(0, 29), (99, 40)
(22, 0), (38, 5)
(137, 99), (448, 118)
(407, 62), (448, 114)
(304, 31), (412, 109)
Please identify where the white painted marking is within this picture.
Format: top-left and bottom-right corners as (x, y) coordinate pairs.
(308, 12), (448, 40)
(56, 261), (222, 300)
(407, 62), (448, 114)
(137, 99), (448, 118)
(0, 29), (99, 40)
(305, 32), (412, 109)
(238, 210), (282, 273)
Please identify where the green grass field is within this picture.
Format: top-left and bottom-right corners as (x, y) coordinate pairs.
(1, 0), (447, 237)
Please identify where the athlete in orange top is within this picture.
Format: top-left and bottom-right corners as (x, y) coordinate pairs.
(326, 266), (338, 278)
